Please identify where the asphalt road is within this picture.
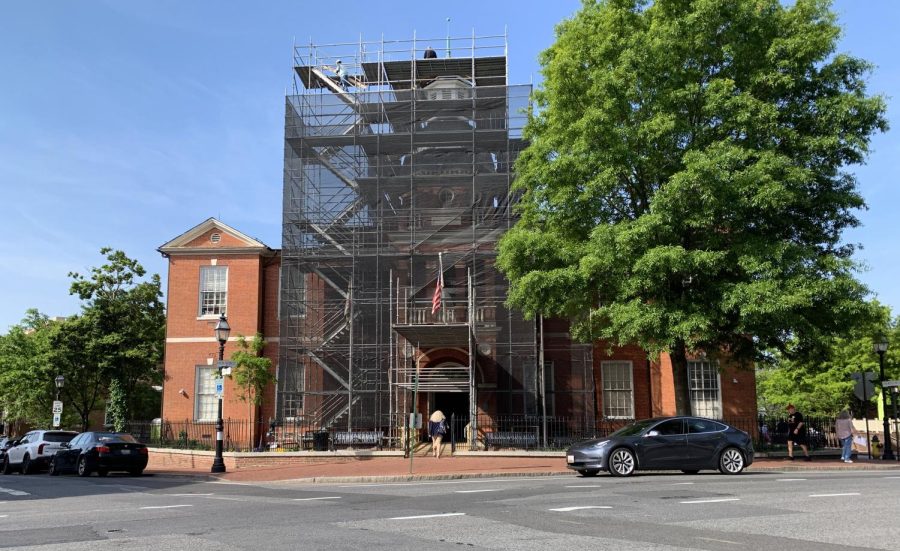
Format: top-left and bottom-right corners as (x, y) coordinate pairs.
(1, 468), (899, 550)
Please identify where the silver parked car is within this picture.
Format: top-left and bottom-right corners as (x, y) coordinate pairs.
(566, 417), (754, 477)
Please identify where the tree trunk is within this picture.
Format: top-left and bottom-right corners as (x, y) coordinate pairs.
(670, 342), (692, 416)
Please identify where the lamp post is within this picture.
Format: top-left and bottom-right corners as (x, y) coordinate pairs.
(54, 375), (65, 401)
(211, 314), (230, 473)
(874, 335), (895, 460)
(52, 375), (65, 428)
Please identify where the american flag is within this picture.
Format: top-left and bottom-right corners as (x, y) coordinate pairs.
(431, 253), (444, 315)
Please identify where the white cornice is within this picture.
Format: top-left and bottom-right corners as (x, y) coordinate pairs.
(158, 217), (275, 255)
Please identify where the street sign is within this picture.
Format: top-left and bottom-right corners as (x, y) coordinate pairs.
(52, 412), (61, 428)
(883, 380), (900, 388)
(51, 400), (63, 415)
(218, 361), (235, 368)
(852, 372), (877, 401)
(214, 377), (224, 398)
(408, 412), (422, 429)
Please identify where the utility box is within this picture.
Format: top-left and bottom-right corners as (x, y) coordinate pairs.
(313, 430), (329, 451)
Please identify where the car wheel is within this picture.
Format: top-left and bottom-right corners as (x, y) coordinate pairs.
(608, 447), (636, 477)
(128, 469), (144, 477)
(97, 469), (109, 477)
(1, 456), (11, 475)
(718, 447), (745, 475)
(77, 456), (91, 477)
(22, 455), (32, 475)
(681, 469), (700, 474)
(48, 458), (59, 476)
(577, 469), (600, 477)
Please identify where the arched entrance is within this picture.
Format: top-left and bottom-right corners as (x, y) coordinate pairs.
(422, 360), (470, 442)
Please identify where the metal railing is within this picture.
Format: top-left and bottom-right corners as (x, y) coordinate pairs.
(124, 414), (858, 453)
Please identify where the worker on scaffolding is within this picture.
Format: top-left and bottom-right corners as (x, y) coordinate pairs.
(335, 59), (350, 89)
(423, 46), (437, 59)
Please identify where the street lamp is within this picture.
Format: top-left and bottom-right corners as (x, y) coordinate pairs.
(54, 375), (65, 401)
(873, 335), (895, 460)
(211, 314), (230, 473)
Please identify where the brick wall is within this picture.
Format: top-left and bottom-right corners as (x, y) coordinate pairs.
(161, 230), (281, 445)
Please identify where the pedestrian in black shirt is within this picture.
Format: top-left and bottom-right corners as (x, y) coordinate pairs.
(786, 404), (811, 461)
(424, 46), (437, 59)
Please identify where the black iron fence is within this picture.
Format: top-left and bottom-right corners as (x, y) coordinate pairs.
(124, 414), (852, 453)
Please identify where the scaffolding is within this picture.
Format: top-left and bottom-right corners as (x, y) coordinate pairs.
(278, 32), (595, 441)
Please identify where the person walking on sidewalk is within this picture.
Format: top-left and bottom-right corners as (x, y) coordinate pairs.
(787, 404), (811, 461)
(835, 410), (858, 463)
(428, 410), (447, 458)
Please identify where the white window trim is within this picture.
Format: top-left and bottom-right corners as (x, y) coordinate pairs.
(688, 360), (723, 419)
(194, 365), (218, 422)
(601, 360), (635, 419)
(198, 265), (228, 318)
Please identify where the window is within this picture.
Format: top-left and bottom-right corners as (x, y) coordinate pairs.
(688, 418), (726, 433)
(688, 360), (722, 418)
(601, 361), (634, 419)
(541, 361), (555, 417)
(653, 418), (685, 435)
(194, 366), (218, 421)
(199, 266), (227, 317)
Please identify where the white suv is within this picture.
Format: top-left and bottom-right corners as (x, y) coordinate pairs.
(2, 430), (77, 474)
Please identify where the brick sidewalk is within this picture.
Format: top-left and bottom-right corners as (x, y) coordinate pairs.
(147, 455), (900, 484)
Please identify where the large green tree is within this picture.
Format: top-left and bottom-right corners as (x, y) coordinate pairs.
(69, 248), (165, 430)
(48, 314), (108, 431)
(497, 0), (887, 413)
(0, 311), (59, 428)
(757, 302), (899, 416)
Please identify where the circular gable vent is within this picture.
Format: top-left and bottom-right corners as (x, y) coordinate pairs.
(210, 233), (221, 244)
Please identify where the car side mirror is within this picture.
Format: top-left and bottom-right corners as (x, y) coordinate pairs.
(645, 430), (660, 437)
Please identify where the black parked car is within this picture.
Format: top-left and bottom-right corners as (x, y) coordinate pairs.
(566, 417), (754, 477)
(49, 432), (148, 477)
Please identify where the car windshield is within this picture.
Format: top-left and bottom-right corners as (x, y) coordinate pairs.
(95, 433), (138, 443)
(43, 432), (76, 443)
(609, 419), (657, 437)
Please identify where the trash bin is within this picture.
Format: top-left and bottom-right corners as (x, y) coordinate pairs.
(313, 430), (329, 451)
(150, 418), (162, 444)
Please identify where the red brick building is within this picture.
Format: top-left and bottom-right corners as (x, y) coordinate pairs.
(157, 35), (757, 449)
(158, 217), (756, 443)
(158, 218), (280, 446)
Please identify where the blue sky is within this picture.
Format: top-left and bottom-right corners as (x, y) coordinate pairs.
(0, 0), (897, 332)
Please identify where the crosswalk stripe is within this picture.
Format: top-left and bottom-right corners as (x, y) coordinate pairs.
(390, 513), (465, 520)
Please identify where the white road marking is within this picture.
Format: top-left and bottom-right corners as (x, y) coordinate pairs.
(455, 489), (499, 494)
(293, 496), (342, 501)
(671, 482), (695, 485)
(680, 498), (740, 504)
(0, 488), (29, 496)
(565, 485), (602, 488)
(776, 478), (807, 482)
(165, 493), (214, 497)
(337, 476), (561, 488)
(203, 481), (252, 486)
(550, 506), (612, 512)
(809, 493), (860, 498)
(390, 513), (466, 520)
(140, 505), (194, 510)
(0, 515), (8, 518)
(697, 537), (743, 545)
(883, 476), (900, 479)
